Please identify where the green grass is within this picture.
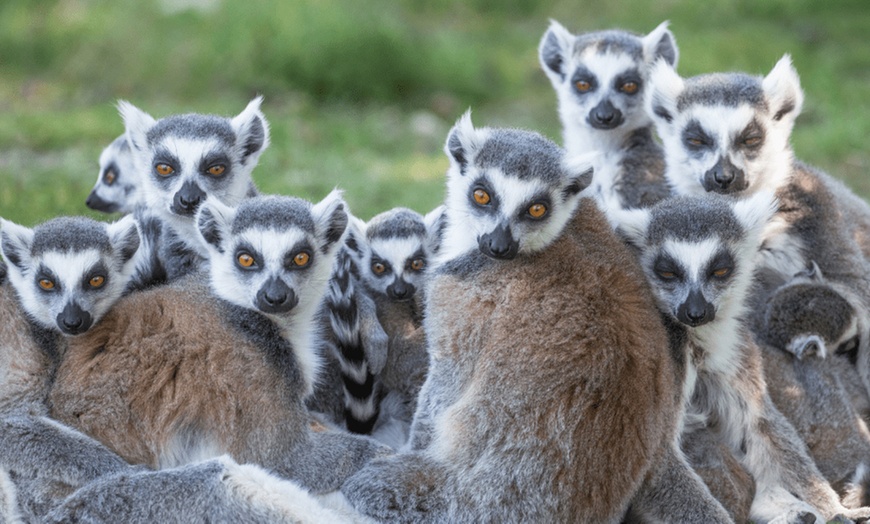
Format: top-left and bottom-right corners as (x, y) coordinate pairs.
(0, 0), (868, 225)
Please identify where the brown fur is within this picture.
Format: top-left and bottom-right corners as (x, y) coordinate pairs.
(374, 294), (428, 413)
(683, 427), (755, 523)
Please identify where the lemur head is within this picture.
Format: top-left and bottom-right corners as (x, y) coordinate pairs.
(85, 134), (142, 214)
(762, 261), (860, 361)
(351, 206), (446, 302)
(615, 192), (776, 328)
(647, 55), (804, 196)
(119, 97), (269, 226)
(196, 191), (348, 323)
(539, 20), (678, 150)
(0, 215), (141, 335)
(439, 112), (594, 263)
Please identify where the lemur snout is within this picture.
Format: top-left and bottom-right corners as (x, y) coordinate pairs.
(386, 279), (415, 301)
(677, 290), (715, 327)
(57, 301), (94, 335)
(702, 156), (747, 194)
(479, 223), (519, 260)
(256, 278), (298, 314)
(588, 100), (624, 130)
(172, 181), (207, 216)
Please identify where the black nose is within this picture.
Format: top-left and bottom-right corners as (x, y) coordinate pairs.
(479, 223), (519, 260)
(387, 279), (415, 301)
(172, 181), (207, 216)
(677, 290), (715, 328)
(256, 278), (298, 314)
(85, 190), (118, 213)
(56, 302), (93, 335)
(702, 156), (747, 194)
(588, 100), (624, 130)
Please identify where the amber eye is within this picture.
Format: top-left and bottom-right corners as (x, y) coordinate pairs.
(743, 136), (762, 147)
(89, 275), (105, 288)
(712, 267), (731, 278)
(104, 169), (116, 185)
(473, 189), (491, 206)
(372, 262), (386, 274)
(687, 138), (704, 147)
(657, 271), (676, 280)
(155, 163), (174, 176)
(528, 203), (547, 219)
(207, 164), (226, 176)
(575, 80), (592, 92)
(621, 81), (638, 94)
(294, 252), (310, 267)
(410, 258), (424, 271)
(38, 279), (55, 290)
(238, 253), (255, 268)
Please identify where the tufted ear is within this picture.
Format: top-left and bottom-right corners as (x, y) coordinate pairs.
(195, 197), (236, 255)
(342, 213), (368, 261)
(0, 219), (34, 271)
(609, 207), (651, 249)
(106, 214), (141, 265)
(444, 110), (487, 177)
(232, 96), (271, 165)
(561, 152), (596, 199)
(312, 189), (349, 254)
(762, 55), (804, 126)
(645, 59), (684, 127)
(423, 204), (448, 254)
(732, 191), (778, 241)
(642, 21), (678, 67)
(539, 19), (575, 84)
(118, 100), (157, 154)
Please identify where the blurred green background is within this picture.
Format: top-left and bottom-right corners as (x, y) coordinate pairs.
(0, 0), (868, 225)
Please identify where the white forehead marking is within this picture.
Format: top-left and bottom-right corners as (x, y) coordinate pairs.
(368, 236), (425, 277)
(156, 136), (224, 176)
(40, 250), (104, 292)
(235, 228), (310, 273)
(575, 51), (638, 86)
(662, 238), (722, 282)
(485, 170), (551, 219)
(678, 104), (757, 155)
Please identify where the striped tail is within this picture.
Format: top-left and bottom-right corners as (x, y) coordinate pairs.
(324, 247), (381, 434)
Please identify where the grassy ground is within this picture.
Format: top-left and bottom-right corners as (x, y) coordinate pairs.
(0, 0), (868, 225)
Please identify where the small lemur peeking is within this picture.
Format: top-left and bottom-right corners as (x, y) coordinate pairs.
(342, 113), (730, 523)
(539, 20), (677, 209)
(332, 205), (445, 444)
(614, 192), (870, 523)
(118, 97), (269, 282)
(47, 193), (390, 495)
(646, 55), (870, 402)
(85, 134), (142, 214)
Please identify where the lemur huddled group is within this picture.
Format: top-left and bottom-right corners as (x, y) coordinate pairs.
(1, 19), (869, 524)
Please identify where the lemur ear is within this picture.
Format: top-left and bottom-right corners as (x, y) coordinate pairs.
(232, 96), (271, 164)
(642, 21), (678, 67)
(0, 219), (34, 271)
(196, 198), (236, 254)
(117, 100), (157, 154)
(645, 59), (684, 127)
(445, 110), (486, 177)
(539, 20), (574, 83)
(762, 55), (804, 124)
(609, 207), (651, 249)
(561, 152), (596, 198)
(797, 260), (824, 282)
(312, 189), (349, 254)
(732, 191), (778, 237)
(424, 205), (448, 254)
(106, 214), (141, 265)
(342, 214), (368, 259)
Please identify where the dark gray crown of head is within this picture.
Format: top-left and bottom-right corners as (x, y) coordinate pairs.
(474, 129), (565, 184)
(367, 208), (425, 240)
(30, 217), (112, 256)
(230, 195), (315, 235)
(571, 29), (644, 60)
(146, 114), (236, 147)
(646, 194), (743, 245)
(677, 73), (767, 112)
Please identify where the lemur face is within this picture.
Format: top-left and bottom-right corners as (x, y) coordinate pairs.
(197, 192), (348, 321)
(647, 56), (804, 196)
(0, 215), (141, 335)
(615, 193), (776, 328)
(352, 206), (445, 302)
(438, 112), (593, 263)
(119, 98), (269, 224)
(539, 21), (677, 138)
(86, 135), (142, 214)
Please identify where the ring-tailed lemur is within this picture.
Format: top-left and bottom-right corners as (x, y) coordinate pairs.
(761, 265), (870, 508)
(118, 97), (268, 281)
(0, 415), (373, 523)
(614, 192), (870, 523)
(47, 193), (390, 494)
(342, 113), (730, 523)
(645, 55), (870, 400)
(331, 206), (445, 443)
(539, 20), (677, 209)
(85, 134), (142, 214)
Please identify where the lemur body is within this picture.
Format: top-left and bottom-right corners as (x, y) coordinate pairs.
(615, 193), (870, 523)
(85, 134), (142, 214)
(343, 116), (729, 523)
(47, 194), (389, 494)
(646, 55), (870, 400)
(539, 20), (676, 209)
(119, 98), (268, 281)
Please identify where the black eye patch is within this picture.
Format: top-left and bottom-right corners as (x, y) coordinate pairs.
(682, 120), (715, 154)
